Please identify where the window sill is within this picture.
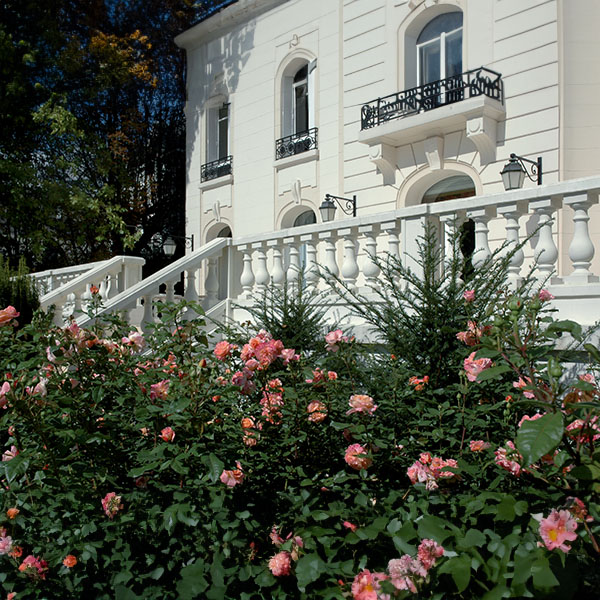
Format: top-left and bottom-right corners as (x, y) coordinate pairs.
(274, 148), (319, 170)
(198, 173), (233, 191)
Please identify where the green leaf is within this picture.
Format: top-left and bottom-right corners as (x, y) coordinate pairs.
(459, 528), (486, 548)
(296, 553), (326, 591)
(114, 585), (140, 600)
(531, 556), (560, 589)
(516, 412), (564, 466)
(438, 555), (471, 593)
(206, 453), (224, 483)
(417, 515), (450, 544)
(482, 584), (509, 600)
(177, 558), (209, 600)
(584, 343), (600, 363)
(475, 365), (512, 382)
(547, 320), (582, 339)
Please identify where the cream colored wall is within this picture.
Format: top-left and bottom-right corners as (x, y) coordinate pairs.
(180, 0), (599, 276)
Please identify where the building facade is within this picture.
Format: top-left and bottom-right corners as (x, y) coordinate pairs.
(176, 0), (600, 274)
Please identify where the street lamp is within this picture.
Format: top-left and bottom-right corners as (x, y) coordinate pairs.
(319, 194), (357, 222)
(151, 233), (194, 257)
(500, 153), (542, 191)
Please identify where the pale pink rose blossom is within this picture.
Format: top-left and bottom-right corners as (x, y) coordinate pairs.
(307, 400), (328, 423)
(417, 539), (444, 570)
(351, 569), (389, 600)
(160, 427), (175, 442)
(469, 440), (491, 452)
(122, 331), (145, 352)
(539, 509), (578, 552)
(2, 445), (18, 462)
(343, 521), (358, 532)
(220, 462), (244, 487)
(0, 306), (19, 326)
(513, 376), (535, 399)
(538, 289), (554, 302)
(0, 381), (10, 409)
(345, 444), (372, 471)
(0, 534), (13, 555)
(18, 555), (48, 580)
(268, 551), (292, 576)
(150, 380), (170, 401)
(463, 352), (493, 382)
(518, 413), (545, 428)
(325, 329), (348, 352)
(463, 289), (475, 302)
(494, 441), (522, 476)
(101, 492), (123, 519)
(347, 394), (377, 416)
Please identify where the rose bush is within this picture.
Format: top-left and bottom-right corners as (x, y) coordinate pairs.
(0, 285), (598, 598)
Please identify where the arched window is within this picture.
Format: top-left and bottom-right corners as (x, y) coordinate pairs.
(281, 61), (316, 137)
(417, 12), (463, 86)
(293, 209), (317, 273)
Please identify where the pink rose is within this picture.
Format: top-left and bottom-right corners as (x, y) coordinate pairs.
(220, 462), (244, 487)
(539, 509), (578, 552)
(101, 492), (123, 519)
(538, 289), (554, 302)
(343, 521), (358, 532)
(325, 329), (348, 352)
(213, 340), (232, 361)
(469, 440), (491, 452)
(347, 394), (377, 416)
(0, 306), (19, 326)
(463, 289), (475, 302)
(351, 569), (388, 600)
(160, 427), (175, 442)
(268, 551), (292, 576)
(307, 400), (327, 423)
(494, 441), (522, 476)
(463, 352), (492, 382)
(150, 380), (170, 401)
(345, 444), (372, 471)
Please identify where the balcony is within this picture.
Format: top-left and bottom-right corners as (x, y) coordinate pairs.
(275, 128), (318, 161)
(358, 68), (505, 164)
(201, 156), (233, 182)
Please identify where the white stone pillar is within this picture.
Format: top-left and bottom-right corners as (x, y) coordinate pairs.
(238, 245), (255, 299)
(359, 225), (381, 285)
(530, 198), (560, 281)
(564, 192), (599, 283)
(339, 228), (359, 289)
(467, 207), (495, 269)
(497, 202), (526, 288)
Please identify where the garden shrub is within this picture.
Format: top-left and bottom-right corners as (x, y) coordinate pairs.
(0, 270), (598, 597)
(0, 256), (39, 327)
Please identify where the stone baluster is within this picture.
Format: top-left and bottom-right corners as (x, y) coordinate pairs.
(381, 220), (400, 264)
(79, 285), (93, 315)
(285, 236), (301, 285)
(564, 192), (599, 283)
(164, 280), (175, 303)
(238, 245), (255, 299)
(339, 228), (359, 289)
(140, 295), (154, 333)
(204, 258), (219, 308)
(253, 243), (270, 293)
(359, 225), (381, 286)
(530, 198), (560, 280)
(438, 212), (465, 275)
(497, 202), (526, 288)
(185, 268), (200, 302)
(268, 240), (285, 287)
(319, 231), (339, 279)
(467, 207), (495, 269)
(300, 233), (319, 288)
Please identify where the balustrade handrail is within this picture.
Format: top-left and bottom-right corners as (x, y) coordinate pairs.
(31, 260), (107, 281)
(77, 237), (230, 325)
(361, 67), (504, 130)
(231, 176), (600, 247)
(40, 256), (145, 309)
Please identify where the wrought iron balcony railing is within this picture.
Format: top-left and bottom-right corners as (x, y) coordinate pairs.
(361, 67), (504, 130)
(275, 127), (318, 160)
(201, 156), (233, 182)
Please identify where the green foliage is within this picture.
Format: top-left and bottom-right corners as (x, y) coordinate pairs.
(0, 256), (39, 325)
(0, 273), (599, 597)
(238, 272), (334, 355)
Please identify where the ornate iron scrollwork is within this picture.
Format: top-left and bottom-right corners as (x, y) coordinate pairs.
(201, 156), (233, 182)
(275, 127), (318, 160)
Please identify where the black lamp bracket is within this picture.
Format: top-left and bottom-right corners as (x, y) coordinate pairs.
(324, 194), (357, 217)
(510, 153), (542, 185)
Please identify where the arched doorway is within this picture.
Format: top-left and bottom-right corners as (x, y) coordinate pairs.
(293, 210), (317, 272)
(216, 225), (232, 301)
(421, 175), (476, 279)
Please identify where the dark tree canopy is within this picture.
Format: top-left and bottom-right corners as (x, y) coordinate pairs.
(0, 0), (212, 272)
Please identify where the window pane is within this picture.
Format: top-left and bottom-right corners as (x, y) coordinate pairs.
(417, 12), (462, 44)
(295, 84), (308, 133)
(419, 41), (440, 85)
(218, 105), (228, 158)
(445, 29), (462, 77)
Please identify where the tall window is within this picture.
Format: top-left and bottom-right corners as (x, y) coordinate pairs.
(292, 65), (309, 134)
(206, 102), (229, 162)
(417, 12), (463, 86)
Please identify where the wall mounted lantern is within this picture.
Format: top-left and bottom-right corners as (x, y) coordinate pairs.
(319, 194), (357, 222)
(500, 153), (542, 191)
(151, 233), (195, 257)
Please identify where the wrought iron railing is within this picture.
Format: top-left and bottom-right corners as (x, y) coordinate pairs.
(361, 67), (504, 130)
(201, 156), (233, 182)
(275, 128), (318, 160)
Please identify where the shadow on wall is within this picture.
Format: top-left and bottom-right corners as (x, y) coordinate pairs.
(186, 18), (257, 181)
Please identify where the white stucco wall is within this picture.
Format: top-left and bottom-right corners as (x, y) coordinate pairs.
(177, 0), (600, 257)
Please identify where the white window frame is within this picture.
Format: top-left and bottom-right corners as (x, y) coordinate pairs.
(206, 101), (230, 163)
(281, 59), (316, 138)
(416, 24), (462, 86)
